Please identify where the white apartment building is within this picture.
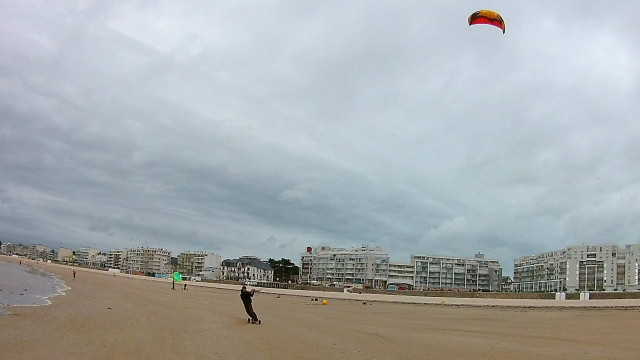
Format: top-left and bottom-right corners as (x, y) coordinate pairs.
(221, 256), (273, 282)
(412, 253), (502, 292)
(75, 247), (100, 266)
(567, 245), (626, 292)
(387, 262), (416, 289)
(106, 249), (126, 269)
(121, 247), (172, 275)
(513, 249), (568, 292)
(513, 244), (640, 292)
(300, 248), (314, 284)
(626, 244), (640, 291)
(300, 245), (390, 288)
(177, 251), (222, 277)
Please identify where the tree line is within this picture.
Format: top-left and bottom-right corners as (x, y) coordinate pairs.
(267, 258), (299, 283)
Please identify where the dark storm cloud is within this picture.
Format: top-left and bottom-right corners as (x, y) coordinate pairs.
(1, 1), (639, 274)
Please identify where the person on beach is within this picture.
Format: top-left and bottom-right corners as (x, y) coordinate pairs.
(73, 270), (76, 280)
(240, 285), (259, 323)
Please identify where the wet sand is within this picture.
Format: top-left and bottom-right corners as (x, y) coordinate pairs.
(1, 258), (640, 359)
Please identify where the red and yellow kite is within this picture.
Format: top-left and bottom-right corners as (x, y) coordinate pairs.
(468, 10), (505, 34)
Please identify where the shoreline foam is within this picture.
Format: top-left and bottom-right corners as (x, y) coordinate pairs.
(0, 259), (69, 314)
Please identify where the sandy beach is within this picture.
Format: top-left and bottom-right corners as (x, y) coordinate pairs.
(2, 258), (640, 360)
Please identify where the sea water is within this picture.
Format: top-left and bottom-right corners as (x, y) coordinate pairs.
(0, 260), (69, 314)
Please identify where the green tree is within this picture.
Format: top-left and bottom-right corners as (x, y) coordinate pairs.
(267, 258), (278, 278)
(267, 258), (299, 282)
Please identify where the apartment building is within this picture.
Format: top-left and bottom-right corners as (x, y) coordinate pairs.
(387, 262), (415, 289)
(106, 249), (126, 269)
(513, 244), (640, 292)
(513, 249), (568, 292)
(300, 248), (314, 284)
(177, 251), (221, 277)
(566, 245), (626, 292)
(625, 244), (640, 291)
(28, 244), (51, 260)
(300, 245), (390, 288)
(412, 253), (502, 291)
(121, 247), (172, 275)
(75, 247), (100, 266)
(0, 242), (29, 256)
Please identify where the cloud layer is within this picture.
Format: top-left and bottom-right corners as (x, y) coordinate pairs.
(2, 1), (640, 274)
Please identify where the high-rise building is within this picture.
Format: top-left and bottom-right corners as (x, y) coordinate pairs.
(75, 247), (100, 266)
(567, 245), (625, 292)
(177, 251), (221, 277)
(513, 249), (568, 292)
(412, 253), (502, 292)
(300, 245), (390, 288)
(300, 247), (316, 284)
(625, 244), (640, 291)
(106, 249), (126, 269)
(120, 247), (172, 275)
(513, 244), (640, 292)
(387, 262), (415, 290)
(28, 244), (51, 260)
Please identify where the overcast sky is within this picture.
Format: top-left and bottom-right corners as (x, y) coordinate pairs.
(1, 1), (639, 275)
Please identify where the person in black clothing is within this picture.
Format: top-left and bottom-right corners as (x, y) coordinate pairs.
(240, 285), (260, 324)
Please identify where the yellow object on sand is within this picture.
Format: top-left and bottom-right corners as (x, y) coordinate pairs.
(322, 300), (328, 305)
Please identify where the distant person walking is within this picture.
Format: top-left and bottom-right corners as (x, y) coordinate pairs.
(73, 270), (76, 280)
(240, 285), (260, 324)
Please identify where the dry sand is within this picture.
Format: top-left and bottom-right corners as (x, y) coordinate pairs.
(2, 258), (640, 360)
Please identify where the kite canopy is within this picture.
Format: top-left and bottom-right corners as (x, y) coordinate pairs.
(468, 10), (505, 34)
(173, 272), (182, 282)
